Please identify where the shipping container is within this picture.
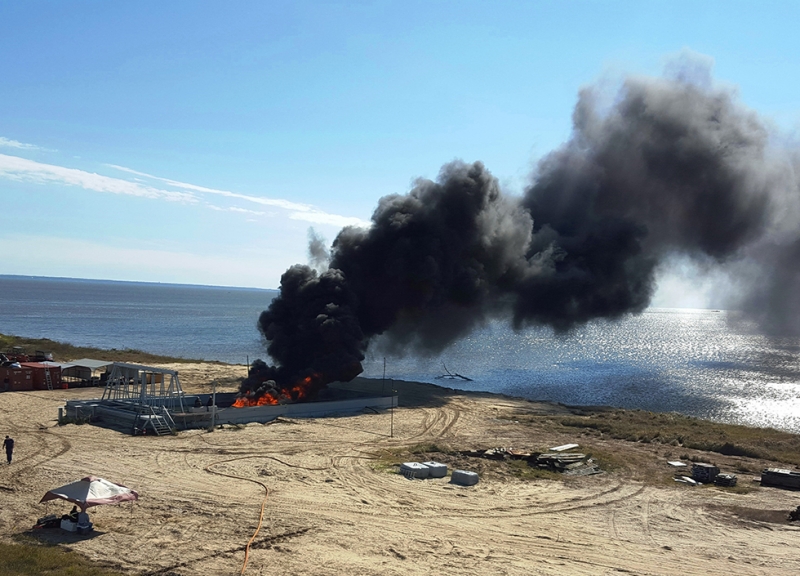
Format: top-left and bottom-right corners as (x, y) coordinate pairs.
(1, 365), (34, 391)
(20, 362), (63, 390)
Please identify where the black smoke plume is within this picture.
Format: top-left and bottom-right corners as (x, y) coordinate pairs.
(517, 74), (776, 330)
(241, 266), (365, 398)
(246, 60), (800, 399)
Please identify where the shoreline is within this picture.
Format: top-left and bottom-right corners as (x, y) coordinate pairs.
(3, 329), (799, 437)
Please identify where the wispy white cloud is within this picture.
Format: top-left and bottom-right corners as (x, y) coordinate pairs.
(0, 150), (369, 229)
(107, 164), (370, 228)
(0, 154), (197, 203)
(209, 205), (266, 216)
(0, 136), (44, 150)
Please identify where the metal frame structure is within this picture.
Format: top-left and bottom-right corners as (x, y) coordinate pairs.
(101, 362), (186, 413)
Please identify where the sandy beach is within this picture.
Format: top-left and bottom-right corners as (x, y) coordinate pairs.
(1, 361), (799, 575)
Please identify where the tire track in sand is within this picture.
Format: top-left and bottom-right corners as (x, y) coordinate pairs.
(0, 424), (73, 484)
(406, 404), (462, 442)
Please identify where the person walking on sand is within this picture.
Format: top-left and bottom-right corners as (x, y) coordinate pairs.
(2, 435), (14, 464)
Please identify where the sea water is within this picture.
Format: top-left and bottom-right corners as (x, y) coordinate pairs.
(1, 275), (799, 432)
(0, 275), (272, 365)
(361, 310), (800, 433)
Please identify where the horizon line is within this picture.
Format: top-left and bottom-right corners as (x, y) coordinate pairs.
(0, 273), (279, 293)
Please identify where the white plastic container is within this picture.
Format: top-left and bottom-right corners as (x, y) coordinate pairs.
(400, 462), (430, 479)
(451, 469), (479, 486)
(421, 461), (448, 478)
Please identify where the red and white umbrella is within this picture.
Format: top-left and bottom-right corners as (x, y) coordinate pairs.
(40, 476), (139, 512)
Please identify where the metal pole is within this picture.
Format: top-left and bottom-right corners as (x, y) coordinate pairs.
(212, 379), (217, 428)
(209, 380), (217, 431)
(390, 378), (394, 438)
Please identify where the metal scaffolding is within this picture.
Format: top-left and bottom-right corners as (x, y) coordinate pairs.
(101, 362), (186, 412)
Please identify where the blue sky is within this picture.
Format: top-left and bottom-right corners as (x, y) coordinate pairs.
(1, 1), (798, 306)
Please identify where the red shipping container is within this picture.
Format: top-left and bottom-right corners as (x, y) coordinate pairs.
(20, 363), (63, 390)
(1, 366), (34, 391)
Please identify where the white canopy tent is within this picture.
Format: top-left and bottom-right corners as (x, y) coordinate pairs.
(59, 359), (114, 385)
(40, 476), (139, 512)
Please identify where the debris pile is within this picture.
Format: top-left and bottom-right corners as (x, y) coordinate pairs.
(461, 446), (601, 476)
(674, 462), (738, 487)
(691, 463), (720, 484)
(713, 473), (738, 487)
(478, 447), (531, 460)
(532, 452), (600, 476)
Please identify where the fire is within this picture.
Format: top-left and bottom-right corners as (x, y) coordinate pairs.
(233, 373), (321, 408)
(233, 392), (279, 408)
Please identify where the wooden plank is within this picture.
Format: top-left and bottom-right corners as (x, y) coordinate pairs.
(550, 443), (579, 452)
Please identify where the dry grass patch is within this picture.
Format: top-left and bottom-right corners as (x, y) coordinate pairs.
(0, 333), (206, 364)
(372, 443), (455, 472)
(1, 537), (128, 576)
(549, 409), (800, 466)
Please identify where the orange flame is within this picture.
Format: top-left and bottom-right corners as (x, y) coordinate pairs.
(232, 373), (321, 408)
(233, 392), (279, 407)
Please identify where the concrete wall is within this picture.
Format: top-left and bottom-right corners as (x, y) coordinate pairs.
(215, 395), (398, 426)
(64, 394), (398, 432)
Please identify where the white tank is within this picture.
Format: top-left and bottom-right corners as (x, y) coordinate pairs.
(451, 469), (479, 486)
(421, 461), (448, 478)
(400, 462), (430, 479)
